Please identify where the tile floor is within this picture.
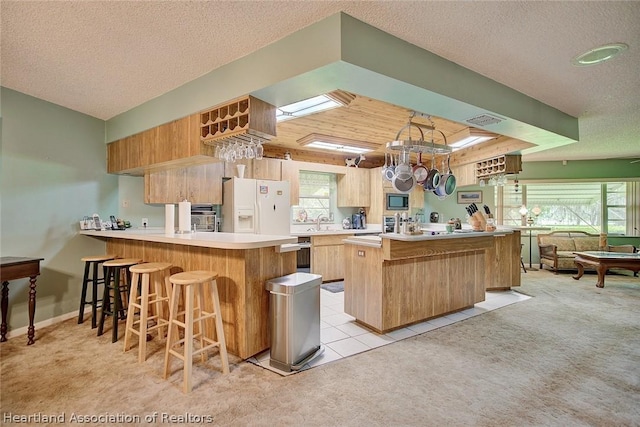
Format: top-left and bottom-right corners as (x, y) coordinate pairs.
(248, 287), (531, 376)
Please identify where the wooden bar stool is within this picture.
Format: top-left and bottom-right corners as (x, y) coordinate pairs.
(123, 262), (172, 362)
(164, 271), (229, 393)
(77, 254), (117, 328)
(98, 258), (142, 343)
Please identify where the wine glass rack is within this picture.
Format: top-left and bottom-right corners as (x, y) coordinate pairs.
(475, 154), (522, 178)
(200, 95), (276, 145)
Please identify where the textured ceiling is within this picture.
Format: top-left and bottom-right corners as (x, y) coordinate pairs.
(2, 1), (639, 163)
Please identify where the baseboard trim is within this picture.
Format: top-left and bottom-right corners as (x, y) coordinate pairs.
(5, 308), (88, 339)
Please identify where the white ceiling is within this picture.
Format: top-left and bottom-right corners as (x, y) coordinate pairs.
(2, 1), (639, 163)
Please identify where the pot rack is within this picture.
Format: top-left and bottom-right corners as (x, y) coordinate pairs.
(386, 113), (452, 155)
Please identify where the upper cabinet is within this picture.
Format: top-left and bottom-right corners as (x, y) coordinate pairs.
(145, 162), (225, 204)
(107, 114), (215, 176)
(107, 95), (277, 176)
(451, 163), (477, 187)
(107, 129), (154, 173)
(223, 157), (282, 181)
(337, 167), (371, 207)
(281, 160), (300, 206)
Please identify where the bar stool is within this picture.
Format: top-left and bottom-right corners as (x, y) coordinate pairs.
(98, 258), (142, 343)
(123, 262), (173, 362)
(77, 254), (117, 328)
(164, 271), (229, 393)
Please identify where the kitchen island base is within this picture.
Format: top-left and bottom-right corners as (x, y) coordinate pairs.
(344, 231), (520, 333)
(104, 238), (296, 359)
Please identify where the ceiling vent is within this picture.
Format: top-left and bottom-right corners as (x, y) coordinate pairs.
(465, 114), (504, 127)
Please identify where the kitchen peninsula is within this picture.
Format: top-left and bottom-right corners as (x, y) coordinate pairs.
(80, 229), (297, 359)
(343, 229), (521, 333)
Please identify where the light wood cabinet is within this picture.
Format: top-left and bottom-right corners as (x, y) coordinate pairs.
(153, 117), (191, 165)
(281, 160), (300, 205)
(223, 158), (282, 181)
(451, 163), (476, 187)
(252, 158), (282, 180)
(107, 130), (151, 173)
(311, 234), (353, 282)
(485, 230), (521, 291)
(145, 162), (224, 204)
(344, 235), (494, 333)
(223, 159), (253, 179)
(107, 114), (215, 176)
(337, 167), (371, 207)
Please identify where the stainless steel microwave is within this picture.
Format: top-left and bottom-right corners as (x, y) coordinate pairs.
(386, 193), (409, 210)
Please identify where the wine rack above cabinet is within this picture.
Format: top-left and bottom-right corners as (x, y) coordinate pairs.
(199, 95), (276, 144)
(475, 154), (522, 179)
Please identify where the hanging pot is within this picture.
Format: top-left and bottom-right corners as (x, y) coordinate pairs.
(433, 157), (457, 197)
(412, 152), (428, 184)
(423, 152), (440, 191)
(391, 172), (416, 194)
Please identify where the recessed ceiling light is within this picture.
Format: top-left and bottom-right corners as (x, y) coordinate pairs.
(572, 43), (628, 66)
(298, 133), (377, 154)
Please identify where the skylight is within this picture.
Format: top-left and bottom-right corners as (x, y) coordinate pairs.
(276, 95), (342, 122)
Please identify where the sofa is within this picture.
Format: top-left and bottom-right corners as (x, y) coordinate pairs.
(537, 231), (606, 273)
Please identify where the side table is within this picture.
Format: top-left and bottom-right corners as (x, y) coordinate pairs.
(0, 257), (45, 345)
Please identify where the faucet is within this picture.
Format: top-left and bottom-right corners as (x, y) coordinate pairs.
(316, 214), (329, 231)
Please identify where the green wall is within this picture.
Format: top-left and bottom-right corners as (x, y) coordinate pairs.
(519, 159), (640, 181)
(0, 87), (118, 333)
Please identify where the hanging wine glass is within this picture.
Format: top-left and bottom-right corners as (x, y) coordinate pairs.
(247, 137), (255, 159)
(214, 143), (221, 159)
(238, 140), (247, 159)
(255, 138), (264, 160)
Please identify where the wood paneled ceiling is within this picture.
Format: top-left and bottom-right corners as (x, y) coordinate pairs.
(263, 92), (534, 168)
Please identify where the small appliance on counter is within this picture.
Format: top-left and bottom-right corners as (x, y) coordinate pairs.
(191, 204), (219, 232)
(351, 214), (364, 229)
(450, 218), (462, 230)
(342, 217), (352, 229)
(430, 212), (440, 223)
(383, 216), (396, 233)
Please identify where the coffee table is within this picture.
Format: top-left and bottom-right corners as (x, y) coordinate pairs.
(572, 251), (640, 288)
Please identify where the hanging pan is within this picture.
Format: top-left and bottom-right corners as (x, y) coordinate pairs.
(381, 152), (389, 179)
(384, 154), (396, 181)
(412, 152), (428, 184)
(433, 156), (457, 198)
(391, 172), (416, 194)
(423, 151), (440, 191)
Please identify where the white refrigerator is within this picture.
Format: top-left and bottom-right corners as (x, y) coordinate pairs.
(221, 178), (291, 235)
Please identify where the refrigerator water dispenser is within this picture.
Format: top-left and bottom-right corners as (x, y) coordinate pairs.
(235, 208), (255, 233)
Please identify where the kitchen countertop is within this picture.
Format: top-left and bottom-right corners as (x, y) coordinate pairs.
(79, 229), (296, 250)
(343, 228), (515, 247)
(290, 225), (382, 237)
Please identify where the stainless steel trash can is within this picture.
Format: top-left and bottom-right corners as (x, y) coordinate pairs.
(266, 272), (324, 372)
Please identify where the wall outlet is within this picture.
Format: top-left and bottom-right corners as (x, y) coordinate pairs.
(142, 218), (148, 227)
(121, 199), (129, 208)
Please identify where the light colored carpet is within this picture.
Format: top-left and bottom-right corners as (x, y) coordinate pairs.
(1, 270), (639, 426)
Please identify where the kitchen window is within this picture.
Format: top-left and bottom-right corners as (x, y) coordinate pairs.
(292, 171), (334, 223)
